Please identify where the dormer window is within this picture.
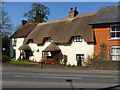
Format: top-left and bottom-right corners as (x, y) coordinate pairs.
(45, 37), (53, 42)
(110, 25), (120, 39)
(27, 39), (34, 44)
(73, 36), (82, 42)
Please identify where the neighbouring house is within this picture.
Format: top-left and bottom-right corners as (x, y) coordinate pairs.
(10, 20), (38, 60)
(90, 5), (120, 61)
(10, 5), (120, 66)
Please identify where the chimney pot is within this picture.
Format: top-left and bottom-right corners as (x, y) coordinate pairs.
(21, 20), (27, 26)
(68, 7), (74, 19)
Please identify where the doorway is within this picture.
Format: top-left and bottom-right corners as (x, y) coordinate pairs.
(76, 54), (84, 66)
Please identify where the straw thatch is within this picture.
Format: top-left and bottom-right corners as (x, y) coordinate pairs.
(23, 12), (97, 44)
(43, 43), (61, 51)
(18, 44), (31, 50)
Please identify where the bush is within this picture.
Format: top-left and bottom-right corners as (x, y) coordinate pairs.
(2, 55), (11, 63)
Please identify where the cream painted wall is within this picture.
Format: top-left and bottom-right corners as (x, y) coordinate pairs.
(11, 37), (94, 66)
(10, 38), (24, 60)
(28, 39), (94, 66)
(29, 42), (51, 62)
(58, 40), (94, 66)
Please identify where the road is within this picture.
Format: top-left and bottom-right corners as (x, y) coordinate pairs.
(2, 66), (120, 89)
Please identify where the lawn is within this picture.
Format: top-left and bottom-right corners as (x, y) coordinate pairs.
(9, 61), (38, 65)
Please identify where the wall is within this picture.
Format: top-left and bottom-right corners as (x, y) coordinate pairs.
(10, 38), (24, 60)
(90, 60), (120, 70)
(29, 42), (51, 62)
(93, 24), (120, 60)
(29, 39), (94, 66)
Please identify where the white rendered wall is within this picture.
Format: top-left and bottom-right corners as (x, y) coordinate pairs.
(29, 42), (51, 62)
(58, 40), (94, 66)
(11, 38), (24, 60)
(29, 39), (94, 66)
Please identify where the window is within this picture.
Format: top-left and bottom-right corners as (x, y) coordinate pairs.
(45, 38), (53, 42)
(13, 39), (17, 46)
(76, 54), (84, 66)
(110, 25), (120, 39)
(29, 51), (33, 56)
(27, 39), (34, 44)
(110, 46), (120, 61)
(76, 54), (84, 61)
(42, 52), (51, 56)
(73, 36), (82, 42)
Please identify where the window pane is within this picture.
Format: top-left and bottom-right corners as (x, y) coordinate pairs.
(111, 26), (115, 31)
(116, 26), (120, 31)
(111, 32), (115, 38)
(116, 56), (120, 60)
(116, 32), (120, 37)
(116, 48), (120, 55)
(73, 36), (82, 42)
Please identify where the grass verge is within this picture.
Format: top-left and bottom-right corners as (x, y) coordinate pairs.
(9, 61), (38, 65)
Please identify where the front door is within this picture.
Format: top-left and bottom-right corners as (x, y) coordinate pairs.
(76, 54), (84, 66)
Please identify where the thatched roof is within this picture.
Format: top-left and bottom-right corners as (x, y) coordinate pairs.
(43, 43), (61, 51)
(18, 44), (31, 50)
(24, 11), (97, 44)
(90, 5), (120, 25)
(11, 23), (38, 38)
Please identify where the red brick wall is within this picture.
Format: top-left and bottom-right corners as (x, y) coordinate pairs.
(93, 24), (120, 60)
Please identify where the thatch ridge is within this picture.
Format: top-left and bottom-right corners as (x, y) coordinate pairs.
(23, 12), (97, 44)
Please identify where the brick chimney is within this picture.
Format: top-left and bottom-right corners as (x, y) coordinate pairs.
(74, 7), (79, 17)
(21, 20), (27, 26)
(68, 7), (74, 19)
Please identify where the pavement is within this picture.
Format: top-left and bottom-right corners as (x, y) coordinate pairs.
(2, 65), (120, 89)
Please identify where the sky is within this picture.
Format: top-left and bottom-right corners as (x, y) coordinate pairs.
(2, 2), (118, 33)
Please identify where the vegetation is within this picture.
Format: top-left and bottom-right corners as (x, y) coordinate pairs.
(9, 61), (37, 65)
(2, 55), (11, 63)
(2, 3), (13, 56)
(95, 43), (107, 60)
(24, 3), (50, 23)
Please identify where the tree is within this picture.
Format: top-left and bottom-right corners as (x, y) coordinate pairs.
(2, 8), (12, 37)
(24, 3), (50, 23)
(1, 3), (13, 56)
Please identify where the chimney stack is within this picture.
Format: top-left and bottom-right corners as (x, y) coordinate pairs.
(74, 7), (79, 17)
(68, 7), (79, 19)
(21, 20), (27, 26)
(68, 7), (74, 19)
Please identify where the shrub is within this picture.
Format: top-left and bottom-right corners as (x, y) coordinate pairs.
(2, 55), (11, 63)
(67, 64), (71, 66)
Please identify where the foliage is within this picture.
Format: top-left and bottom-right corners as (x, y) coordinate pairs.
(83, 55), (93, 66)
(24, 3), (50, 23)
(67, 64), (72, 66)
(1, 3), (13, 56)
(2, 6), (13, 37)
(2, 55), (11, 63)
(2, 36), (10, 56)
(9, 61), (37, 65)
(95, 43), (107, 60)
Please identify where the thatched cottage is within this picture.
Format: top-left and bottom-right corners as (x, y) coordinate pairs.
(10, 5), (120, 66)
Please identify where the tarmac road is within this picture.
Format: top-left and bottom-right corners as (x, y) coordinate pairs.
(2, 66), (120, 89)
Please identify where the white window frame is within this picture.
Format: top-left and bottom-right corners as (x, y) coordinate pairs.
(110, 25), (120, 39)
(73, 36), (82, 42)
(110, 46), (120, 61)
(13, 38), (17, 46)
